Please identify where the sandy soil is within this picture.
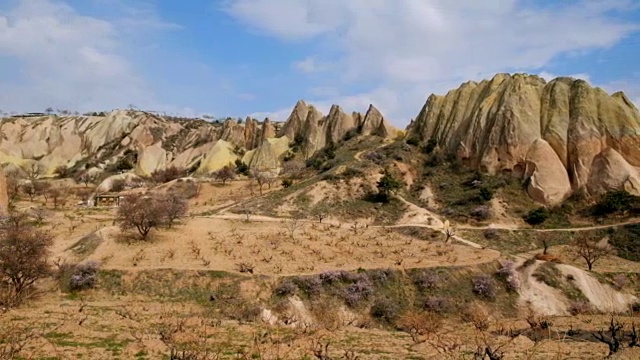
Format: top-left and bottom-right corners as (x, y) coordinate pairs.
(3, 178), (640, 360)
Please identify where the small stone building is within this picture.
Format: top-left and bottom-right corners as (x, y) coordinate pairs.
(93, 194), (123, 207)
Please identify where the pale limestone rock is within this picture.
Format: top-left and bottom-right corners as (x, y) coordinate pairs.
(406, 73), (640, 202)
(95, 173), (145, 193)
(197, 140), (238, 173)
(135, 143), (168, 176)
(524, 139), (571, 206)
(0, 110), (217, 175)
(325, 105), (356, 144)
(279, 100), (308, 140)
(360, 104), (398, 138)
(588, 148), (640, 196)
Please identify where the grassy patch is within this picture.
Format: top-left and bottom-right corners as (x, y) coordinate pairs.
(457, 229), (580, 254)
(532, 262), (562, 288)
(605, 224), (640, 262)
(97, 269), (262, 322)
(273, 263), (519, 327)
(67, 231), (103, 258)
(44, 332), (132, 357)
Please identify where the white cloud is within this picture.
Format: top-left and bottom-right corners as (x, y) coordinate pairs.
(227, 0), (640, 125)
(538, 72), (592, 83)
(293, 56), (330, 73)
(0, 0), (174, 113)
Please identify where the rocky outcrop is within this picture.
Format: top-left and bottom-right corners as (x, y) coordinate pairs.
(406, 73), (640, 203)
(300, 105), (326, 157)
(277, 100), (397, 159)
(325, 105), (356, 144)
(219, 119), (246, 148)
(588, 148), (640, 196)
(0, 110), (217, 175)
(244, 117), (261, 150)
(135, 143), (168, 176)
(359, 105), (399, 138)
(197, 140), (238, 173)
(524, 139), (572, 206)
(279, 100), (308, 140)
(96, 173), (145, 193)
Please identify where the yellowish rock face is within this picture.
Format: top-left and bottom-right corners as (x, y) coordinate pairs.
(406, 73), (640, 203)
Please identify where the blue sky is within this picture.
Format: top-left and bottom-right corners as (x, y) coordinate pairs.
(0, 0), (639, 126)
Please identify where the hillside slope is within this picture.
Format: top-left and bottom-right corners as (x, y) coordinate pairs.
(406, 73), (640, 205)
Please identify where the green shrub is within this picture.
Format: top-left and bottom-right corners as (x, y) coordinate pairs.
(370, 297), (401, 324)
(406, 137), (420, 146)
(234, 159), (250, 176)
(523, 207), (549, 225)
(423, 139), (437, 154)
(593, 190), (639, 216)
(479, 187), (493, 202)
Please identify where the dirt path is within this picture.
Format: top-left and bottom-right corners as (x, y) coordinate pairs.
(353, 140), (391, 161)
(456, 219), (640, 232)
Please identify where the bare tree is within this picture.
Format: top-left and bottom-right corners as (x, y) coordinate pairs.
(54, 165), (70, 178)
(212, 165), (236, 185)
(251, 169), (268, 195)
(150, 166), (185, 184)
(33, 181), (51, 204)
(5, 171), (21, 203)
(282, 160), (305, 183)
(159, 192), (188, 228)
(311, 207), (328, 223)
(117, 194), (166, 240)
(23, 163), (44, 182)
(48, 188), (62, 209)
(76, 172), (97, 187)
(21, 183), (37, 202)
(0, 211), (54, 307)
(593, 318), (624, 357)
(573, 235), (614, 271)
(283, 213), (304, 240)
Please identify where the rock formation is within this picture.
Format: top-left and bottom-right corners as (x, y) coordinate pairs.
(524, 139), (572, 206)
(406, 73), (640, 205)
(279, 100), (308, 140)
(359, 105), (398, 138)
(278, 100), (398, 159)
(135, 143), (168, 176)
(197, 140), (238, 173)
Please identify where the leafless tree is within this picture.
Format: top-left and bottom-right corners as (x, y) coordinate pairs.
(54, 165), (70, 178)
(48, 188), (63, 209)
(158, 192), (188, 228)
(212, 165), (236, 185)
(283, 213), (305, 240)
(0, 211), (54, 307)
(283, 160), (305, 182)
(33, 181), (51, 204)
(22, 163), (44, 182)
(573, 235), (614, 271)
(76, 172), (97, 187)
(5, 171), (21, 203)
(251, 169), (268, 195)
(21, 183), (37, 202)
(312, 208), (327, 223)
(117, 194), (169, 240)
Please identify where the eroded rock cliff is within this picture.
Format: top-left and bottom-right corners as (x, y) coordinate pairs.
(406, 73), (640, 205)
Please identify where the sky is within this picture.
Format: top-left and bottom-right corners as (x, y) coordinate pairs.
(0, 0), (639, 127)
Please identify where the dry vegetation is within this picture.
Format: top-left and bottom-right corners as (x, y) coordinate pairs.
(1, 145), (640, 359)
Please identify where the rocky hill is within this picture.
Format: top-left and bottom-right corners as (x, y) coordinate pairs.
(0, 101), (398, 178)
(406, 73), (640, 206)
(0, 110), (247, 176)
